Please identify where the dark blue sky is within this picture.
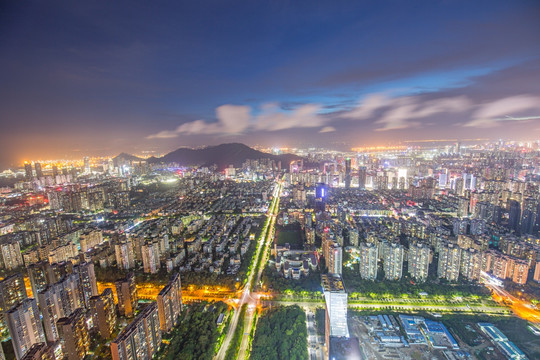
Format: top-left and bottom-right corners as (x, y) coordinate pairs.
(1, 0), (539, 165)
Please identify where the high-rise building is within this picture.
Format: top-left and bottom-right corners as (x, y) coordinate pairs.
(315, 183), (328, 211)
(57, 308), (90, 360)
(115, 241), (135, 270)
(27, 262), (58, 296)
(359, 242), (378, 280)
(460, 248), (482, 281)
(521, 197), (537, 235)
(437, 242), (461, 282)
(111, 303), (162, 360)
(0, 241), (24, 270)
(24, 163), (34, 181)
(116, 273), (138, 317)
(90, 288), (117, 339)
(38, 274), (82, 342)
(534, 261), (540, 282)
(322, 274), (349, 351)
(142, 242), (160, 274)
(508, 200), (521, 233)
(157, 273), (183, 333)
(407, 242), (430, 282)
(381, 243), (403, 281)
(511, 259), (529, 285)
(84, 157), (90, 173)
(327, 243), (343, 275)
(6, 298), (46, 360)
(34, 163), (43, 179)
(18, 342), (62, 360)
(0, 274), (28, 332)
(344, 158), (351, 189)
(73, 262), (98, 308)
(358, 166), (366, 190)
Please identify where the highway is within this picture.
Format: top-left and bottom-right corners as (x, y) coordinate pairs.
(487, 282), (540, 323)
(215, 179), (282, 360)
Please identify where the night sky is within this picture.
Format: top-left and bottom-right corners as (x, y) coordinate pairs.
(1, 1), (540, 167)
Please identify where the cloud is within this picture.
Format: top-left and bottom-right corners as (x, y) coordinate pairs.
(465, 95), (540, 127)
(147, 102), (327, 138)
(147, 105), (251, 139)
(254, 103), (325, 131)
(319, 126), (336, 133)
(343, 93), (472, 131)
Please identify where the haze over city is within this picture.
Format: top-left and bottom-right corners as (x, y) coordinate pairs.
(1, 1), (540, 168)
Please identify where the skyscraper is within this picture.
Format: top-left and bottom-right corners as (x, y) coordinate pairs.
(438, 242), (461, 282)
(327, 243), (343, 275)
(508, 200), (521, 233)
(142, 242), (160, 274)
(344, 158), (351, 189)
(358, 166), (366, 190)
(407, 242), (430, 282)
(157, 273), (183, 333)
(115, 240), (135, 270)
(521, 197), (536, 235)
(34, 162), (43, 179)
(322, 274), (349, 351)
(111, 303), (162, 360)
(37, 274), (82, 342)
(0, 274), (28, 332)
(359, 242), (378, 280)
(90, 288), (117, 339)
(460, 248), (482, 281)
(6, 298), (46, 360)
(381, 243), (404, 281)
(73, 262), (98, 308)
(116, 273), (138, 317)
(24, 163), (33, 181)
(57, 308), (90, 360)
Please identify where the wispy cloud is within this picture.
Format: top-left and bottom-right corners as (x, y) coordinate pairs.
(147, 102), (328, 138)
(464, 95), (540, 127)
(319, 126), (336, 133)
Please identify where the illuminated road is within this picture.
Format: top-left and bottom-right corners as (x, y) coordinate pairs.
(216, 179), (282, 360)
(268, 300), (508, 314)
(487, 283), (540, 323)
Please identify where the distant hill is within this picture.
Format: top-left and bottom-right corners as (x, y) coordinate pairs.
(115, 143), (303, 170)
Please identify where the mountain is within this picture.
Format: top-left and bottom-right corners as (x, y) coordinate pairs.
(116, 143), (303, 170)
(113, 152), (144, 166)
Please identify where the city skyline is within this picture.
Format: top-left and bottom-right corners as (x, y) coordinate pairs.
(1, 1), (540, 168)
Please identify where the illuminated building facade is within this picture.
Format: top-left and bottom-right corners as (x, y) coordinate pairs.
(111, 303), (162, 360)
(157, 273), (183, 333)
(6, 298), (46, 360)
(90, 288), (117, 339)
(57, 308), (90, 360)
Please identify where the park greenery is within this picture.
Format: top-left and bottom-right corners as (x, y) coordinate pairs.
(224, 304), (247, 360)
(250, 305), (308, 360)
(275, 223), (304, 249)
(342, 266), (491, 299)
(158, 301), (228, 360)
(262, 266), (323, 293)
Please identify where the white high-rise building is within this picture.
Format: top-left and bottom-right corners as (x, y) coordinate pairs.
(6, 298), (46, 360)
(460, 248), (482, 281)
(322, 274), (349, 351)
(381, 243), (404, 281)
(408, 242), (431, 282)
(327, 243), (343, 275)
(438, 242), (462, 282)
(359, 242), (378, 280)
